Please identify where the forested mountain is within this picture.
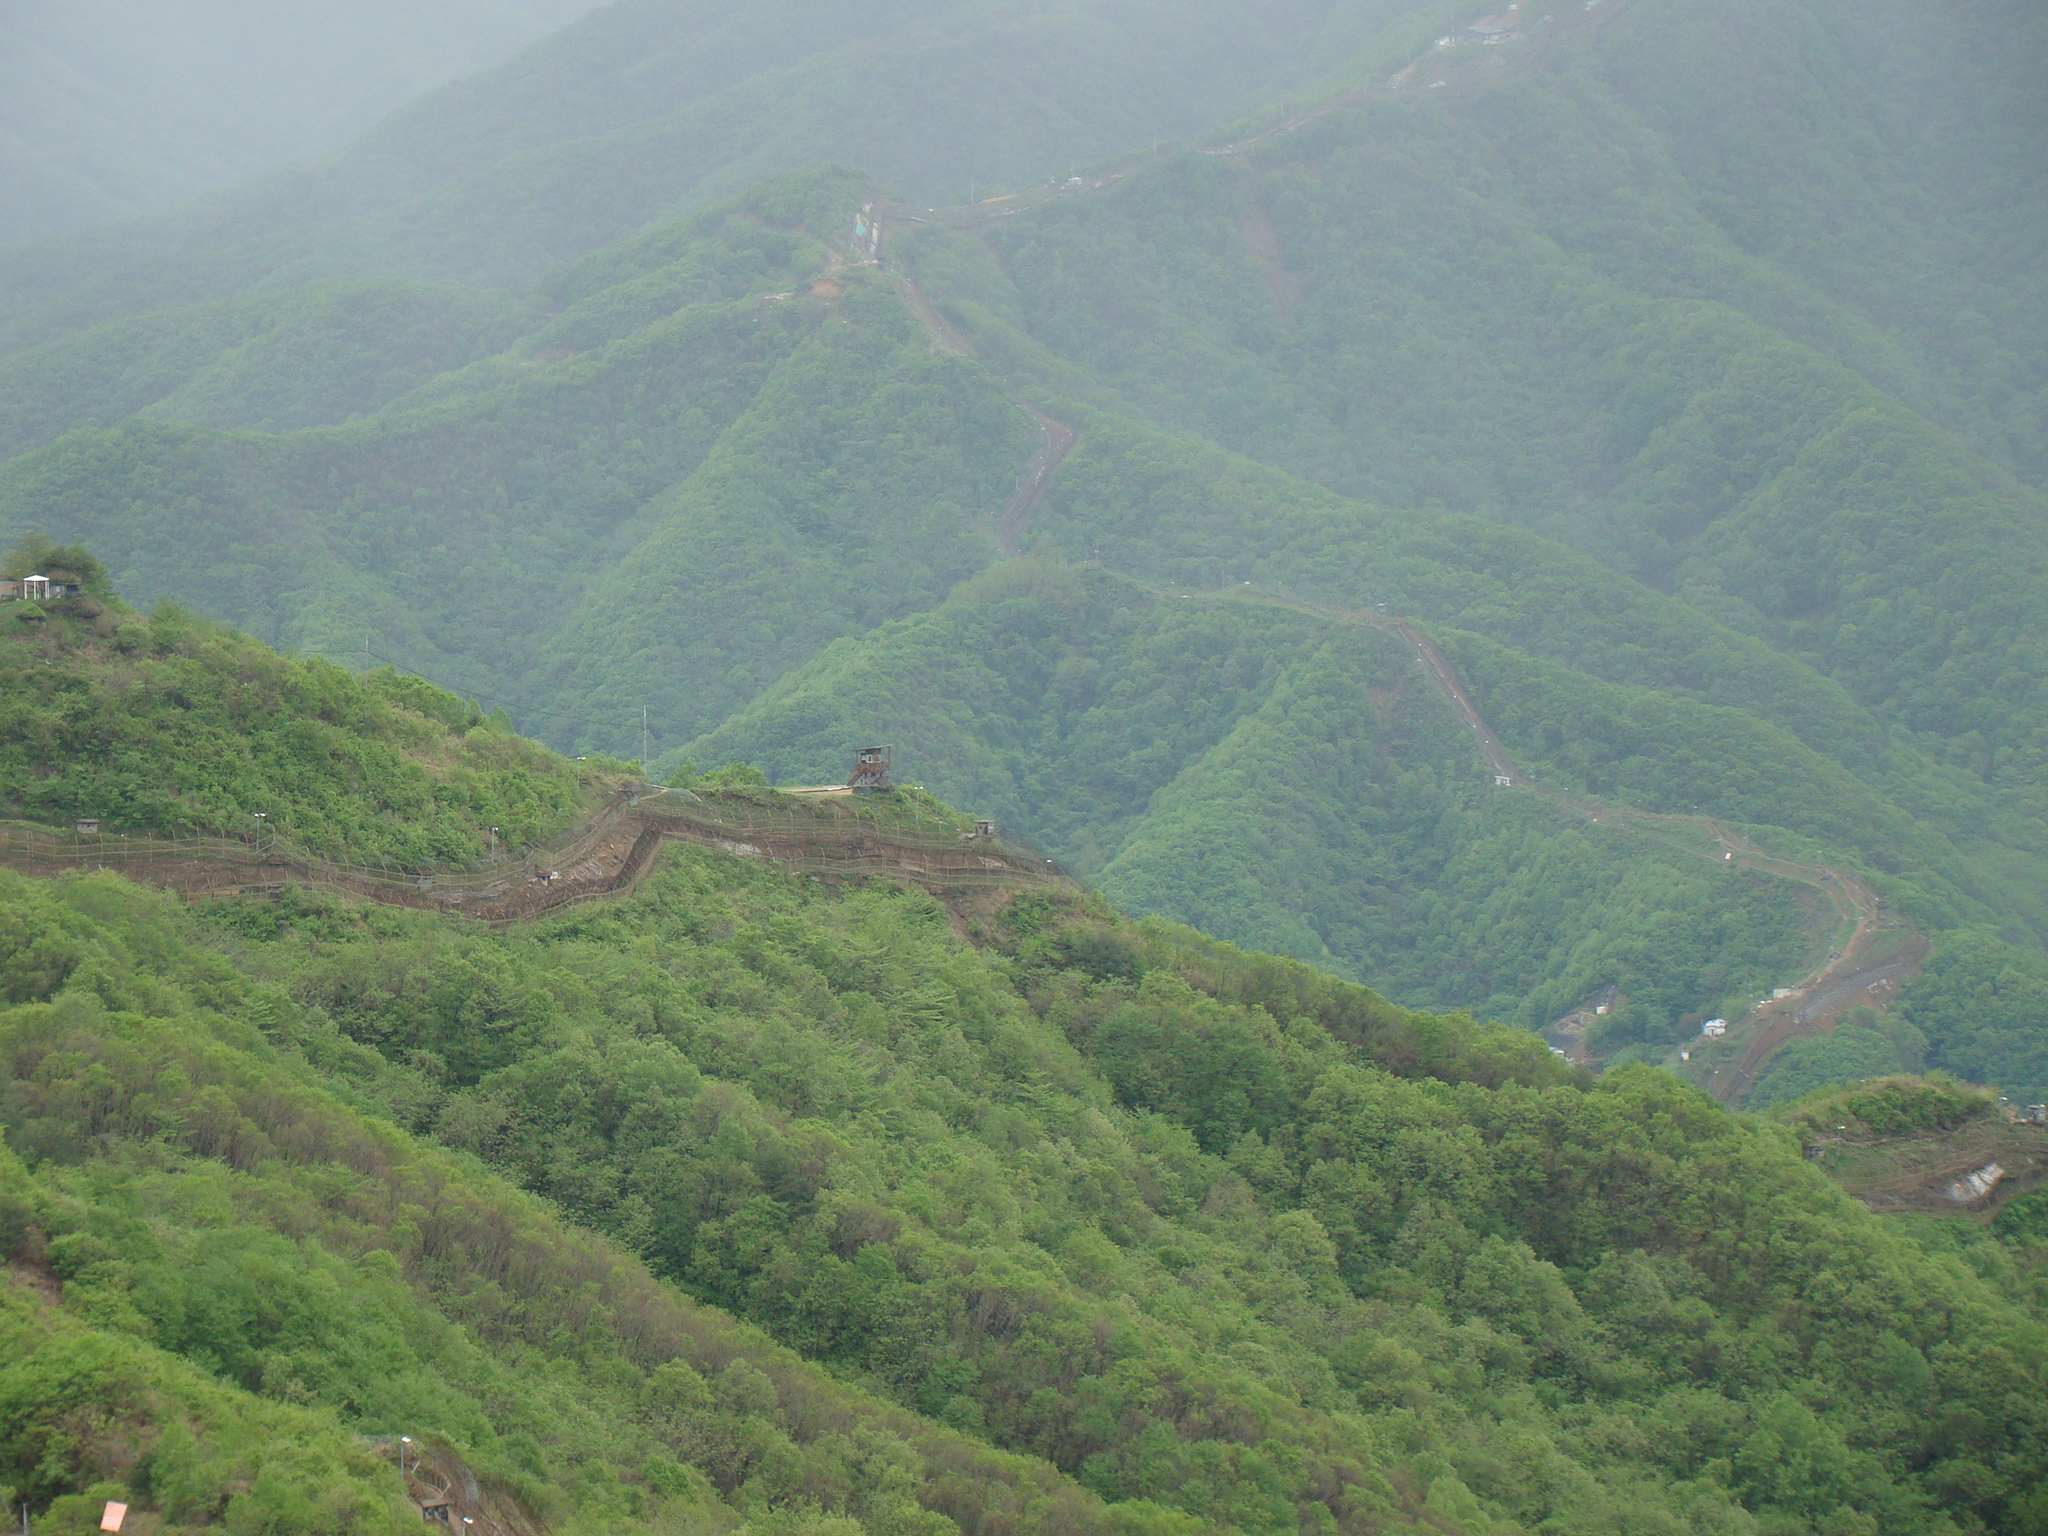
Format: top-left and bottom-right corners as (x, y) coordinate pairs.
(2, 594), (2047, 1536)
(0, 540), (600, 859)
(8, 2), (2048, 1532)
(0, 0), (1412, 341)
(0, 0), (606, 245)
(1, 0), (2044, 1106)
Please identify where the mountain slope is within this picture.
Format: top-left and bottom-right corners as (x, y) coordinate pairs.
(0, 0), (1445, 344)
(0, 542), (597, 860)
(2, 633), (2045, 1533)
(679, 562), (1822, 1042)
(0, 798), (2039, 1531)
(0, 872), (1135, 1536)
(2, 0), (2046, 1110)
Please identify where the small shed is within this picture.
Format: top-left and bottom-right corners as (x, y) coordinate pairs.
(1700, 1018), (1727, 1038)
(974, 819), (996, 839)
(74, 818), (100, 836)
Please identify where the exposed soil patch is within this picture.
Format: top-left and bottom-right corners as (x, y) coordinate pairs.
(996, 410), (1079, 556)
(1237, 200), (1299, 315)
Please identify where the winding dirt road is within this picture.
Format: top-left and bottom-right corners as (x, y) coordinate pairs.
(869, 223), (1081, 557)
(0, 793), (1067, 927)
(1170, 583), (1924, 1102)
(844, 0), (1896, 1100)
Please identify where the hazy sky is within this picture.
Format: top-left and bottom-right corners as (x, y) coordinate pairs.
(0, 0), (608, 243)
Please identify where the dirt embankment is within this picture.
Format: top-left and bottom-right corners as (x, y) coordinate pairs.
(365, 1437), (545, 1536)
(0, 794), (1069, 928)
(1806, 1117), (2048, 1218)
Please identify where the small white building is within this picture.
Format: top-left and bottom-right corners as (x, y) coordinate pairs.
(1700, 1018), (1727, 1038)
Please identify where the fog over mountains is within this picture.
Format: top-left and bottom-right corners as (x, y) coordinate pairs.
(0, 0), (608, 243)
(2, 11), (2047, 1532)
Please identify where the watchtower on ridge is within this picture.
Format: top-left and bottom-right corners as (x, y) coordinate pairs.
(847, 745), (893, 791)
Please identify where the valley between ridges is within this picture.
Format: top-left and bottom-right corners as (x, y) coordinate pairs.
(865, 171), (1926, 1110)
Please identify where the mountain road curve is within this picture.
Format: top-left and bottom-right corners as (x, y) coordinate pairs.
(1147, 581), (1925, 1102)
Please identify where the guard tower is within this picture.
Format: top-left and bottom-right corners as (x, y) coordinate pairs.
(974, 819), (996, 839)
(847, 745), (893, 792)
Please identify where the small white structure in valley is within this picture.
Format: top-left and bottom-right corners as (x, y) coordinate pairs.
(1700, 1018), (1727, 1038)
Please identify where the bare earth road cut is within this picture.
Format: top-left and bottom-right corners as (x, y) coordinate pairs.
(867, 226), (1081, 558)
(0, 792), (1068, 928)
(997, 409), (1078, 555)
(1166, 582), (1926, 1103)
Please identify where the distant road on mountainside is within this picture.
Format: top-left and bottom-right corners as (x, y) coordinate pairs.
(865, 185), (1923, 1103)
(1163, 581), (1927, 1103)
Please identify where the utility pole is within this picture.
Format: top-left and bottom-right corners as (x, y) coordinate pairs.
(364, 632), (370, 671)
(641, 707), (650, 776)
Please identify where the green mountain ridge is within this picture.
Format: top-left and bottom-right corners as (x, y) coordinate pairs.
(0, 0), (1430, 345)
(0, 1), (2042, 1117)
(1, 607), (2046, 1534)
(7, 4), (2048, 1532)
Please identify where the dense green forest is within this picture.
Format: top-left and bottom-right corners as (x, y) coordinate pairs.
(4, 3), (2048, 1533)
(679, 562), (1821, 1054)
(5, 804), (2048, 1535)
(0, 566), (2044, 1536)
(0, 543), (599, 861)
(4, 124), (2045, 1093)
(0, 0), (2044, 1290)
